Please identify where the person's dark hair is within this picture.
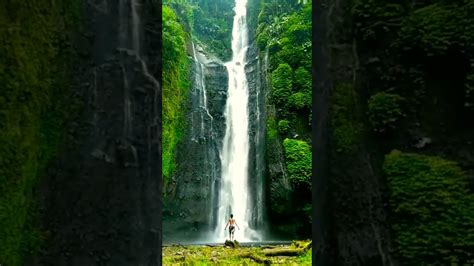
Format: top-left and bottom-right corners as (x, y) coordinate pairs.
(230, 214), (233, 218)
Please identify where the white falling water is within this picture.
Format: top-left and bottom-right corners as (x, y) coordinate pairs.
(214, 0), (260, 242)
(191, 43), (214, 137)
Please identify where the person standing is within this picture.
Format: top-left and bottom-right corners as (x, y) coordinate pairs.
(224, 214), (240, 241)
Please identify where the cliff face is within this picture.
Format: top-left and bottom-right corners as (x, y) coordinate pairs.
(162, 47), (228, 242)
(246, 40), (268, 233)
(32, 1), (162, 265)
(162, 1), (269, 242)
(315, 0), (396, 265)
(320, 0), (474, 264)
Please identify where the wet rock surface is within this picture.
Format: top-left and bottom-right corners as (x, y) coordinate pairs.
(31, 1), (161, 265)
(162, 46), (228, 241)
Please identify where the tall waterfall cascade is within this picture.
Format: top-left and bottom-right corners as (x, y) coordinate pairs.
(214, 0), (261, 242)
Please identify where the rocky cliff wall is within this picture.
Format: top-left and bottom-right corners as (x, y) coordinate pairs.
(32, 1), (162, 265)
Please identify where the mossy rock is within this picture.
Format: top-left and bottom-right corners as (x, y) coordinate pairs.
(224, 240), (240, 248)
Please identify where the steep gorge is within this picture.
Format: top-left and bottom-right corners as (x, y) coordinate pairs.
(162, 0), (313, 243)
(162, 0), (269, 243)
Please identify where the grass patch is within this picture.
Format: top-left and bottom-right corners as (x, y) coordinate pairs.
(330, 83), (364, 154)
(163, 241), (312, 265)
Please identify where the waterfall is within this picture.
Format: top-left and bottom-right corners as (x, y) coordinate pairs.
(214, 0), (261, 242)
(191, 42), (217, 230)
(191, 43), (214, 138)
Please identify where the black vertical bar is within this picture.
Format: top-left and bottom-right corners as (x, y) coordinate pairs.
(313, 0), (331, 265)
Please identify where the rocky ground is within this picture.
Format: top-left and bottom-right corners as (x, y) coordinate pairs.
(162, 240), (312, 265)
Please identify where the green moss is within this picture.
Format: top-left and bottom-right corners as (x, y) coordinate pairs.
(258, 1), (312, 238)
(298, 249), (312, 264)
(162, 6), (191, 184)
(330, 83), (363, 154)
(266, 115), (278, 141)
(384, 150), (474, 265)
(367, 92), (404, 133)
(165, 0), (234, 60)
(288, 91), (312, 110)
(283, 138), (312, 187)
(271, 63), (293, 105)
(397, 3), (474, 56)
(162, 241), (312, 265)
(294, 67), (312, 92)
(278, 119), (290, 134)
(0, 0), (81, 264)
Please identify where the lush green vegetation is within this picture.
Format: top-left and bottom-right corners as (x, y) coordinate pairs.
(0, 0), (81, 264)
(283, 138), (312, 187)
(164, 0), (234, 60)
(256, 0), (312, 237)
(162, 5), (191, 183)
(278, 119), (290, 134)
(271, 63), (294, 106)
(188, 0), (234, 60)
(367, 92), (404, 133)
(256, 0), (312, 132)
(325, 0), (474, 263)
(352, 0), (474, 111)
(266, 115), (278, 140)
(162, 0), (235, 182)
(162, 240), (312, 265)
(384, 151), (474, 265)
(330, 83), (363, 154)
(257, 1), (312, 71)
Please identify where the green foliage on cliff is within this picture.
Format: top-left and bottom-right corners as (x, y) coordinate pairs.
(189, 0), (234, 60)
(283, 139), (312, 187)
(288, 91), (311, 110)
(257, 0), (312, 238)
(266, 116), (278, 141)
(397, 3), (474, 56)
(271, 63), (293, 105)
(353, 0), (474, 110)
(165, 0), (234, 60)
(331, 83), (363, 154)
(162, 6), (191, 182)
(367, 92), (404, 133)
(384, 150), (474, 265)
(330, 0), (474, 263)
(258, 1), (312, 119)
(0, 0), (82, 264)
(278, 120), (290, 134)
(294, 67), (311, 92)
(257, 1), (312, 71)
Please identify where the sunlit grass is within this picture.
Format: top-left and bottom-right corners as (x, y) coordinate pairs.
(163, 241), (312, 265)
